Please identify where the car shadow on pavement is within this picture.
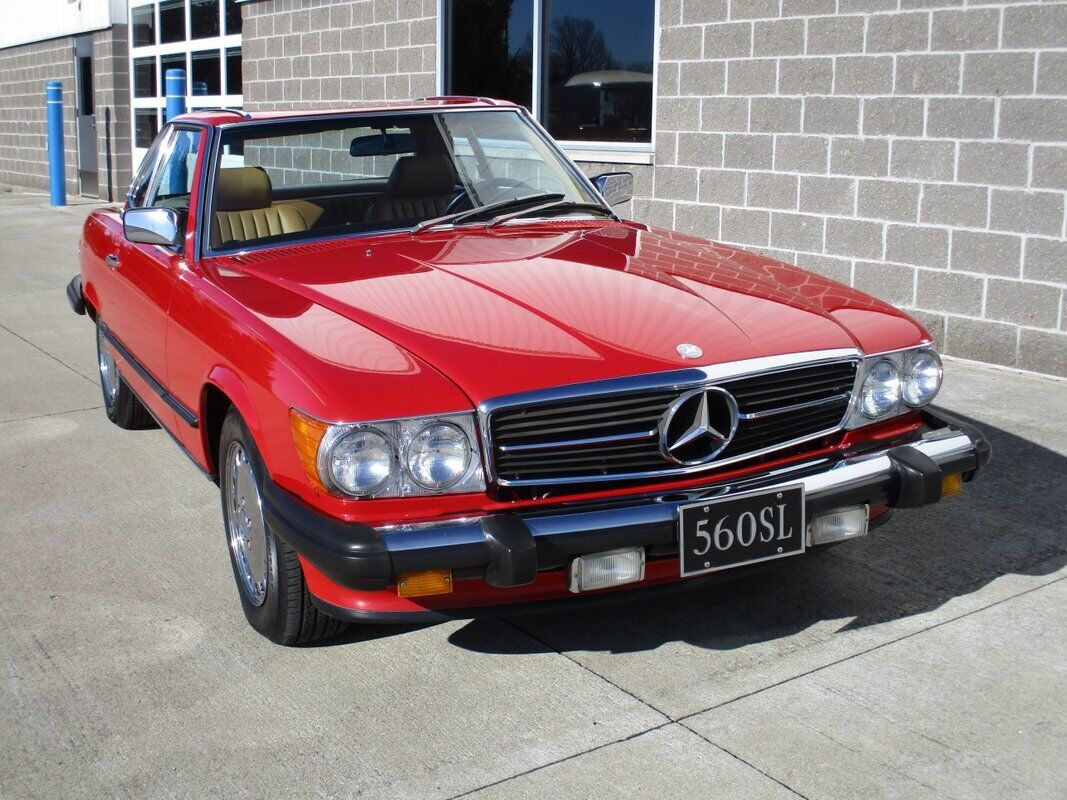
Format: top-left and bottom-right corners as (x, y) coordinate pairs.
(442, 412), (1067, 657)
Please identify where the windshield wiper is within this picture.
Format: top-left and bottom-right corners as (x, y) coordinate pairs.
(486, 199), (617, 227)
(411, 192), (565, 234)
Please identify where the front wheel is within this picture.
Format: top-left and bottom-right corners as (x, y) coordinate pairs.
(219, 408), (346, 645)
(96, 322), (156, 429)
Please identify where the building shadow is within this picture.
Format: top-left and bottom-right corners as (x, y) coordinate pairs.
(440, 411), (1067, 656)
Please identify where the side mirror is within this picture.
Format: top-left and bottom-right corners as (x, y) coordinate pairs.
(123, 207), (183, 247)
(591, 172), (634, 206)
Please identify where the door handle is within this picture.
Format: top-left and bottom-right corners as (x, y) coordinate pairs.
(105, 254), (120, 269)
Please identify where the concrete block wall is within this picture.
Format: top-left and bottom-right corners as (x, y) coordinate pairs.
(0, 28), (133, 200)
(241, 0), (438, 109)
(0, 37), (78, 197)
(651, 0), (1067, 376)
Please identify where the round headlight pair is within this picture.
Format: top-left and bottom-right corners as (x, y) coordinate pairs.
(324, 422), (472, 497)
(859, 349), (942, 418)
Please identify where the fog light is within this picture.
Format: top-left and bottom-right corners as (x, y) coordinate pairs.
(941, 472), (963, 499)
(567, 548), (645, 593)
(397, 570), (452, 598)
(807, 506), (869, 546)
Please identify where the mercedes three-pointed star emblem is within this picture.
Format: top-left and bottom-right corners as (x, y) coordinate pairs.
(659, 386), (739, 466)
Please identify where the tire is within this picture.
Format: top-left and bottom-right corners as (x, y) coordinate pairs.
(218, 407), (347, 645)
(96, 321), (156, 430)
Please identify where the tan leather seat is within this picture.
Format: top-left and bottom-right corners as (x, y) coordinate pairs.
(213, 166), (312, 246)
(369, 155), (458, 222)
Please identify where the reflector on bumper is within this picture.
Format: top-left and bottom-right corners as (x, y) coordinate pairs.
(567, 548), (645, 593)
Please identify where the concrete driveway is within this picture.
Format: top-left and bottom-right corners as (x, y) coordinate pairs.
(0, 191), (1064, 799)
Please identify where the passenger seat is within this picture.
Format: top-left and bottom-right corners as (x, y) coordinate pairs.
(369, 155), (458, 222)
(213, 166), (312, 246)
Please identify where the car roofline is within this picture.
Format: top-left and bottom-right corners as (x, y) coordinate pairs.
(174, 97), (520, 127)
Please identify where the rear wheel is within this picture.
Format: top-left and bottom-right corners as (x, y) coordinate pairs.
(219, 408), (346, 645)
(96, 322), (155, 429)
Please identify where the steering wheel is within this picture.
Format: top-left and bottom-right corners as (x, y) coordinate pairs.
(445, 177), (536, 215)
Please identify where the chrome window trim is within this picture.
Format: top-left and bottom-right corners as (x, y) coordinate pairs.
(477, 348), (864, 487)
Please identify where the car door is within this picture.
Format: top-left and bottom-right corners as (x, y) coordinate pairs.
(104, 124), (205, 427)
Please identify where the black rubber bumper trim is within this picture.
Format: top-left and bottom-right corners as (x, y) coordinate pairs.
(100, 323), (199, 428)
(264, 410), (991, 595)
(66, 275), (86, 315)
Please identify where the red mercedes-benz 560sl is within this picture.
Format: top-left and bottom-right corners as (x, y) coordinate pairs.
(67, 98), (990, 644)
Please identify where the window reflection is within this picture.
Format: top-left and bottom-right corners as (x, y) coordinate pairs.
(134, 109), (159, 149)
(446, 0), (534, 110)
(132, 5), (156, 47)
(192, 50), (222, 95)
(133, 56), (157, 98)
(190, 0), (220, 39)
(544, 0), (654, 143)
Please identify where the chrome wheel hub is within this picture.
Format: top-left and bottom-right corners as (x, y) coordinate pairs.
(225, 441), (269, 606)
(97, 326), (120, 406)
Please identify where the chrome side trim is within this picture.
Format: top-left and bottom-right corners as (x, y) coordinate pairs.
(477, 349), (862, 487)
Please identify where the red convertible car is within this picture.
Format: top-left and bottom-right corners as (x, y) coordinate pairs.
(68, 98), (989, 644)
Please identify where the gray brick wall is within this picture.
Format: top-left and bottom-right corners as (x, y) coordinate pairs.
(652, 0), (1067, 377)
(0, 29), (133, 200)
(241, 0), (1067, 377)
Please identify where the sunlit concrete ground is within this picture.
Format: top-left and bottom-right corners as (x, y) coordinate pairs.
(1, 189), (1064, 799)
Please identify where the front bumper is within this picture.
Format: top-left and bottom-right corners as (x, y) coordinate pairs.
(262, 408), (990, 618)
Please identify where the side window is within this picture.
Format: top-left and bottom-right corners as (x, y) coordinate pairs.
(145, 127), (203, 208)
(127, 128), (169, 208)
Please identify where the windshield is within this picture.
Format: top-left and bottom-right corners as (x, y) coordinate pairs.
(208, 109), (602, 251)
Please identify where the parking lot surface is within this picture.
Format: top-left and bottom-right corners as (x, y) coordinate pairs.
(1, 191), (1064, 799)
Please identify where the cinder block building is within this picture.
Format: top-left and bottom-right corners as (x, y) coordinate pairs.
(1, 0), (1065, 375)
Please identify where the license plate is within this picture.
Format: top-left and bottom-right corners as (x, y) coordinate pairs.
(678, 485), (805, 577)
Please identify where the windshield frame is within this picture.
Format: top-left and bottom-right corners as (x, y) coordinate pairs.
(198, 107), (610, 259)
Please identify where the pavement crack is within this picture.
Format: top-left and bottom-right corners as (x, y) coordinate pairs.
(0, 406), (104, 425)
(0, 320), (97, 386)
(679, 722), (811, 799)
(676, 572), (1067, 724)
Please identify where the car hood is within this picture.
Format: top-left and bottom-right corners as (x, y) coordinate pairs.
(213, 221), (927, 405)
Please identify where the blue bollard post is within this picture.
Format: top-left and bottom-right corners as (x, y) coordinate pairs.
(165, 69), (187, 122)
(192, 80), (208, 97)
(46, 80), (66, 206)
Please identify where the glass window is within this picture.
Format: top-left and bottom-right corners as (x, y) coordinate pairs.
(544, 0), (654, 143)
(446, 0), (533, 109)
(132, 4), (156, 47)
(159, 0), (186, 44)
(78, 56), (94, 115)
(133, 57), (157, 99)
(190, 0), (220, 39)
(444, 0), (654, 145)
(134, 109), (160, 149)
(161, 52), (188, 92)
(225, 0), (242, 35)
(148, 127), (203, 205)
(192, 50), (222, 95)
(211, 110), (600, 250)
(226, 47), (242, 95)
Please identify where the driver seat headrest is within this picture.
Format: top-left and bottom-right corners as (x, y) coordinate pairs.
(215, 166), (273, 211)
(386, 155), (458, 198)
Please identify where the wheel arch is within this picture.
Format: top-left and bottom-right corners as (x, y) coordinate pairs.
(200, 366), (265, 479)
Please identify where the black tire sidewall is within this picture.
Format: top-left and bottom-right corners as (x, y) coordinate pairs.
(218, 409), (290, 641)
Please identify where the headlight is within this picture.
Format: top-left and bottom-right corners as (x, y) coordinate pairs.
(845, 345), (941, 428)
(860, 359), (902, 418)
(323, 428), (395, 497)
(291, 409), (485, 498)
(405, 422), (472, 490)
(903, 349), (942, 407)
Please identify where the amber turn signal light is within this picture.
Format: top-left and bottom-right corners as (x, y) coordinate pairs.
(940, 472), (963, 500)
(289, 408), (330, 493)
(397, 570), (453, 598)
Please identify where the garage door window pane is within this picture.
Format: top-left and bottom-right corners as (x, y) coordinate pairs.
(226, 47), (242, 95)
(225, 0), (242, 35)
(135, 109), (159, 149)
(191, 0), (220, 39)
(544, 0), (654, 143)
(160, 0), (186, 44)
(192, 50), (222, 95)
(133, 57), (157, 99)
(445, 0), (533, 110)
(132, 5), (156, 47)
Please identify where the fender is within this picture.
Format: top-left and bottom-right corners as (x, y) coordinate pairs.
(202, 364), (264, 472)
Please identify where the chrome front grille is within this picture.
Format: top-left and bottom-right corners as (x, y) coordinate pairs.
(484, 355), (860, 487)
